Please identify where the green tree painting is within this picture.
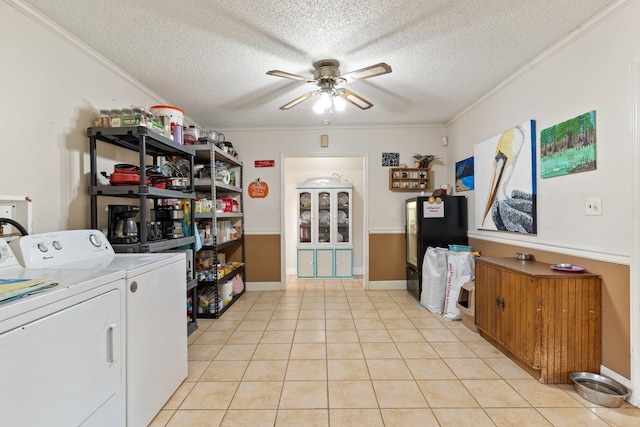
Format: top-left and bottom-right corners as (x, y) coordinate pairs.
(540, 111), (596, 178)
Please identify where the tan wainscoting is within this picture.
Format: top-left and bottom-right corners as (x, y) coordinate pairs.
(244, 234), (281, 282)
(369, 233), (406, 281)
(245, 233), (407, 283)
(469, 238), (630, 380)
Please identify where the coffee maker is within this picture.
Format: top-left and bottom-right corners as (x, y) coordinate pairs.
(108, 205), (140, 244)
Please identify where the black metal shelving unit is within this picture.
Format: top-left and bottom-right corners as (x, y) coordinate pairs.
(192, 141), (246, 319)
(87, 126), (199, 335)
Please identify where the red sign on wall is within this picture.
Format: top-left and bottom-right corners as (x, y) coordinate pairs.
(254, 160), (275, 168)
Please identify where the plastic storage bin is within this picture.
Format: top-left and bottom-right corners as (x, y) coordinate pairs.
(456, 281), (478, 332)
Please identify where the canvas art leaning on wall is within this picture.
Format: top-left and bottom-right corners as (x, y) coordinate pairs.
(540, 110), (596, 179)
(474, 120), (537, 234)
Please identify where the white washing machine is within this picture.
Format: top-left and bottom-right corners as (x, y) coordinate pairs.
(0, 238), (126, 427)
(10, 230), (188, 427)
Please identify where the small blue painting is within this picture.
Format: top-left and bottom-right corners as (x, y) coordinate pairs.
(455, 157), (474, 192)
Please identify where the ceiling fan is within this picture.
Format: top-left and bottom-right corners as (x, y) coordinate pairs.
(266, 59), (392, 111)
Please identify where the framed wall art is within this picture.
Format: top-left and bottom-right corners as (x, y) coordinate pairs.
(540, 110), (596, 179)
(455, 157), (474, 192)
(382, 152), (399, 167)
(473, 120), (537, 234)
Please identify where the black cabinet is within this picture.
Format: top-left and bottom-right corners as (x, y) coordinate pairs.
(405, 195), (468, 300)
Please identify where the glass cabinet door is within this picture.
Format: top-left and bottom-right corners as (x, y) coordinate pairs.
(298, 191), (311, 243)
(406, 200), (417, 267)
(317, 191), (331, 243)
(337, 191), (350, 243)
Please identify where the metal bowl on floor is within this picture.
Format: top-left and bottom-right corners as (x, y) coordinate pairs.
(570, 372), (630, 407)
(515, 252), (532, 260)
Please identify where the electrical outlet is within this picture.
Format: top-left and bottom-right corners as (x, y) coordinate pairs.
(585, 197), (602, 216)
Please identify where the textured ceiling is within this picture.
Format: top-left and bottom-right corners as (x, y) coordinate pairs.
(20, 0), (616, 129)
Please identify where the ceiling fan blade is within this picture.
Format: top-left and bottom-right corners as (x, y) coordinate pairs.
(267, 70), (314, 83)
(279, 92), (314, 110)
(341, 62), (392, 83)
(339, 89), (373, 110)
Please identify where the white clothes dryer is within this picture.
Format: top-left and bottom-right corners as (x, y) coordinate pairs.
(10, 230), (188, 427)
(0, 239), (126, 427)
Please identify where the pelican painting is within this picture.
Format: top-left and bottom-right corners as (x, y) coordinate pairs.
(474, 121), (537, 234)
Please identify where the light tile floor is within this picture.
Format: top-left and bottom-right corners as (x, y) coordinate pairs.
(150, 277), (640, 426)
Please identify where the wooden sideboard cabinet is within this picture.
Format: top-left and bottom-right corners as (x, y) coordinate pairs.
(475, 257), (601, 384)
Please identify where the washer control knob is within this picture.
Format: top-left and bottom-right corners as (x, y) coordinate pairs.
(130, 281), (138, 293)
(52, 240), (62, 250)
(89, 233), (102, 247)
(37, 242), (49, 252)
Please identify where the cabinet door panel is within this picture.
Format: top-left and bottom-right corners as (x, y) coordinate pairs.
(317, 191), (331, 244)
(316, 249), (334, 278)
(298, 191), (312, 244)
(335, 249), (352, 278)
(297, 249), (315, 278)
(500, 272), (537, 367)
(475, 262), (503, 342)
(336, 191), (350, 244)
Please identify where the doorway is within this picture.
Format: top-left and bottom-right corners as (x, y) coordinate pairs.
(280, 153), (368, 288)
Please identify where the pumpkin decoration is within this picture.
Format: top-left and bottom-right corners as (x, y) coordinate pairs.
(248, 178), (269, 199)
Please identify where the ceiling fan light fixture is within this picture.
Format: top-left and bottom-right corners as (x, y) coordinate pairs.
(333, 95), (346, 112)
(268, 59), (391, 111)
(313, 91), (333, 113)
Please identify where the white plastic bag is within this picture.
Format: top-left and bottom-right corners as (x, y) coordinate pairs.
(420, 247), (449, 314)
(443, 251), (475, 320)
(231, 273), (244, 295)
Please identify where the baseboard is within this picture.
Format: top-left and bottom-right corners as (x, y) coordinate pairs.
(366, 280), (406, 291)
(246, 281), (283, 291)
(286, 267), (365, 276)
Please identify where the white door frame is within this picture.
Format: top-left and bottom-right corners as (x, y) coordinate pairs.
(280, 152), (369, 289)
(629, 55), (640, 407)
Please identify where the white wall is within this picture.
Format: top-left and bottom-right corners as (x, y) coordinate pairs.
(223, 126), (448, 236)
(0, 2), (167, 232)
(445, 0), (639, 401)
(447, 0), (638, 262)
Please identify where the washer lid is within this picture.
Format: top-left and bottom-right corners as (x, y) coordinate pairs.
(0, 267), (123, 322)
(47, 253), (185, 278)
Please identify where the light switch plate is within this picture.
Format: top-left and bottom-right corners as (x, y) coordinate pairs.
(321, 135), (328, 148)
(585, 197), (602, 216)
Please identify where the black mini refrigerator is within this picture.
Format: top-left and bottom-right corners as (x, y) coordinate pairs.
(405, 195), (468, 300)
